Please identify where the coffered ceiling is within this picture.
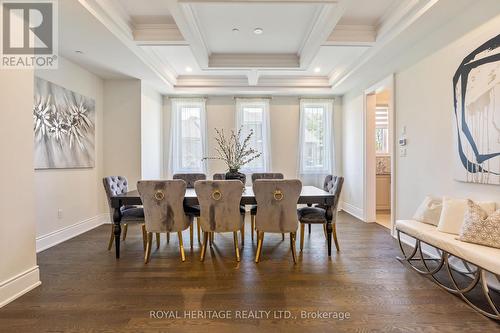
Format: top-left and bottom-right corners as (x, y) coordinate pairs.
(66, 0), (474, 95)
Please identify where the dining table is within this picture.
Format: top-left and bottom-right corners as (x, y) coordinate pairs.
(110, 185), (336, 259)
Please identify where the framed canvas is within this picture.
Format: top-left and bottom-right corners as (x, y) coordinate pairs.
(33, 77), (95, 169)
(453, 33), (500, 185)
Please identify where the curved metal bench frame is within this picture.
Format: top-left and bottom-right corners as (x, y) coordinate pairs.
(396, 229), (500, 320)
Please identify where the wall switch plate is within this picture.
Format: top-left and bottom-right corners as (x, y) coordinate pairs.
(399, 147), (407, 157)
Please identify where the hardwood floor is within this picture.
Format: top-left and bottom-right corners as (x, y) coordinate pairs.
(0, 212), (498, 332)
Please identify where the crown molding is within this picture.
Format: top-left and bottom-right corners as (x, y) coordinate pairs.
(209, 53), (300, 68)
(178, 0), (339, 3)
(175, 75), (330, 88)
(176, 75), (248, 86)
(329, 0), (440, 89)
(325, 24), (376, 46)
(78, 0), (178, 87)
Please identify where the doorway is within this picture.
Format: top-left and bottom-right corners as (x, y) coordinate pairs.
(363, 75), (395, 233)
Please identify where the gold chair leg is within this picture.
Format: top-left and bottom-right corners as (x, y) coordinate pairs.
(255, 231), (264, 263)
(107, 224), (114, 250)
(200, 232), (208, 262)
(197, 218), (201, 245)
(323, 224), (327, 239)
(166, 232), (170, 243)
(190, 224), (194, 249)
(178, 232), (186, 262)
(251, 215), (255, 241)
(233, 231), (240, 262)
(141, 224), (147, 252)
(122, 223), (128, 241)
(282, 233), (285, 241)
(333, 222), (340, 251)
(300, 223), (305, 252)
(156, 233), (160, 249)
(290, 232), (297, 264)
(144, 232), (152, 264)
(241, 222), (245, 246)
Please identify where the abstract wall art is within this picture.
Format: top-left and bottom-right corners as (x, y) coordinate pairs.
(34, 77), (95, 169)
(453, 33), (500, 185)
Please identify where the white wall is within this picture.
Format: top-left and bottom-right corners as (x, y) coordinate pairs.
(395, 15), (500, 219)
(164, 96), (343, 180)
(103, 79), (142, 189)
(141, 83), (163, 179)
(34, 57), (107, 247)
(0, 69), (40, 307)
(341, 12), (500, 222)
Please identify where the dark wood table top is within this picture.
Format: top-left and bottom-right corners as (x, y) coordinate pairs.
(111, 185), (335, 207)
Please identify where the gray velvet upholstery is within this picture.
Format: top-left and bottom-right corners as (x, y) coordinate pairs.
(194, 180), (245, 232)
(173, 173), (206, 188)
(137, 180), (193, 233)
(253, 179), (302, 233)
(298, 176), (344, 223)
(250, 173), (284, 215)
(103, 176), (144, 222)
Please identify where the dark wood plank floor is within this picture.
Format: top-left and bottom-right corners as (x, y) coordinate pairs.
(0, 212), (498, 332)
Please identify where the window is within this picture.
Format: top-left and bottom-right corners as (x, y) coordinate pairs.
(236, 98), (271, 172)
(298, 99), (334, 175)
(375, 106), (389, 154)
(170, 98), (207, 173)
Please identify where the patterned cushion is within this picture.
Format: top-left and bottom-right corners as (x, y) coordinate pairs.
(458, 200), (500, 249)
(413, 196), (442, 226)
(297, 206), (326, 224)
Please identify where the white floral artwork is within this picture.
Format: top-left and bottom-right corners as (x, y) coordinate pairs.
(34, 77), (95, 169)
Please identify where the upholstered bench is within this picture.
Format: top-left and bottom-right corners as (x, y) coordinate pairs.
(395, 219), (500, 320)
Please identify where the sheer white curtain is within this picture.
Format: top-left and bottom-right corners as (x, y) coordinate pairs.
(168, 98), (207, 176)
(235, 98), (271, 174)
(297, 99), (335, 187)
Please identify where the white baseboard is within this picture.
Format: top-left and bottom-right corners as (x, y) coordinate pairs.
(340, 201), (364, 221)
(36, 214), (109, 253)
(0, 266), (41, 308)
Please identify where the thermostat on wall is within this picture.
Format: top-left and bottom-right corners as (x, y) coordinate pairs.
(399, 138), (407, 146)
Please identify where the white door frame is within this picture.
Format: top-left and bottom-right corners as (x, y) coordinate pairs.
(363, 74), (396, 234)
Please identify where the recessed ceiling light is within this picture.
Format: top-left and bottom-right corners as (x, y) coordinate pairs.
(185, 66), (193, 72)
(314, 67), (321, 73)
(253, 28), (264, 35)
(232, 28), (240, 34)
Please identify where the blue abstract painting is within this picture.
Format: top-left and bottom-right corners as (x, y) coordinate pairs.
(453, 33), (500, 185)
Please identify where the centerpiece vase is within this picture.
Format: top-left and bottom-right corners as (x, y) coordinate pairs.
(225, 169), (246, 184)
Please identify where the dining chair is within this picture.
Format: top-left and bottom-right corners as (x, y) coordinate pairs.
(212, 173), (225, 180)
(297, 175), (344, 252)
(250, 173), (284, 242)
(137, 180), (193, 263)
(103, 176), (154, 251)
(253, 179), (302, 264)
(172, 173), (206, 247)
(194, 180), (245, 262)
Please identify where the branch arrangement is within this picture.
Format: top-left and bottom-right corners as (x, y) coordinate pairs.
(202, 126), (262, 172)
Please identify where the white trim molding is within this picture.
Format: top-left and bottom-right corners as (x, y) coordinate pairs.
(36, 214), (110, 253)
(0, 266), (41, 308)
(341, 201), (365, 221)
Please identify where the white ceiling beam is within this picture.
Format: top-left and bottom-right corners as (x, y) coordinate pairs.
(133, 23), (187, 45)
(329, 0), (440, 89)
(167, 0), (210, 68)
(78, 0), (178, 87)
(324, 24), (376, 46)
(209, 53), (300, 68)
(298, 0), (349, 69)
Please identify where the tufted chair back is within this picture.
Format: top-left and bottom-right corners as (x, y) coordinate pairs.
(251, 173), (284, 183)
(253, 179), (302, 233)
(194, 180), (244, 232)
(212, 173), (225, 180)
(103, 176), (129, 220)
(173, 173), (206, 188)
(137, 180), (192, 233)
(323, 175), (344, 211)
